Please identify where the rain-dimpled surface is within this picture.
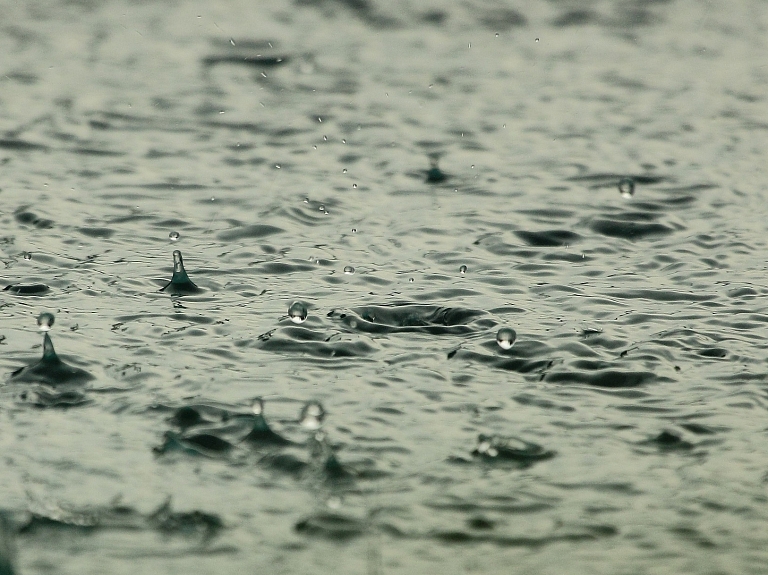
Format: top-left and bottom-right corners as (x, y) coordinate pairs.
(1, 1), (768, 574)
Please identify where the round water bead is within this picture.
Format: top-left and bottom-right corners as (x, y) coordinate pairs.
(496, 327), (517, 350)
(288, 301), (308, 324)
(169, 231), (180, 241)
(252, 397), (264, 416)
(343, 265), (355, 275)
(618, 177), (635, 198)
(459, 265), (468, 274)
(300, 401), (325, 430)
(22, 252), (32, 261)
(37, 312), (55, 332)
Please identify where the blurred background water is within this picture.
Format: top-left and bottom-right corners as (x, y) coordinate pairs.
(1, 0), (768, 573)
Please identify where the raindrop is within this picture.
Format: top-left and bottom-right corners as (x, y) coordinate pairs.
(342, 168), (347, 173)
(319, 205), (325, 211)
(300, 400), (325, 430)
(408, 277), (414, 283)
(323, 135), (327, 141)
(342, 139), (346, 144)
(37, 312), (55, 332)
(351, 228), (357, 233)
(352, 183), (357, 188)
(496, 327), (517, 350)
(275, 164), (281, 169)
(459, 265), (467, 274)
(535, 37), (540, 42)
(22, 252), (31, 260)
(229, 38), (236, 46)
(618, 177), (635, 198)
(168, 231), (180, 241)
(343, 266), (355, 275)
(252, 397), (264, 416)
(495, 33), (499, 37)
(288, 301), (308, 324)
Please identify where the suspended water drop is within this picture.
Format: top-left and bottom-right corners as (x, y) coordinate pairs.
(37, 312), (55, 332)
(288, 301), (308, 324)
(252, 397), (264, 416)
(408, 277), (414, 283)
(459, 265), (468, 274)
(343, 265), (355, 275)
(229, 38), (236, 46)
(618, 177), (635, 198)
(535, 37), (540, 42)
(352, 183), (357, 188)
(300, 400), (325, 430)
(495, 33), (499, 37)
(168, 231), (180, 241)
(496, 327), (517, 350)
(342, 168), (347, 173)
(22, 252), (31, 260)
(351, 228), (357, 233)
(319, 205), (325, 211)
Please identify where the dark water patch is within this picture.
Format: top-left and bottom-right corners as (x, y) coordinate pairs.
(0, 514), (15, 575)
(567, 173), (667, 186)
(259, 452), (309, 476)
(217, 224), (285, 241)
(641, 430), (695, 451)
(295, 0), (400, 27)
(4, 284), (50, 296)
(0, 139), (48, 151)
(552, 9), (600, 27)
(248, 261), (317, 275)
(477, 7), (527, 30)
(256, 326), (376, 359)
(430, 525), (617, 547)
(589, 218), (676, 240)
(77, 227), (115, 239)
(14, 209), (53, 229)
(514, 230), (580, 247)
(329, 303), (488, 336)
(20, 387), (90, 408)
(154, 431), (234, 457)
(544, 363), (657, 388)
(72, 147), (124, 157)
(294, 512), (366, 540)
(202, 54), (289, 68)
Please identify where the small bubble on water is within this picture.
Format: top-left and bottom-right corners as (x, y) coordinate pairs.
(618, 177), (635, 198)
(459, 265), (468, 274)
(37, 312), (55, 332)
(344, 265), (355, 275)
(288, 301), (308, 324)
(300, 400), (325, 430)
(252, 397), (264, 416)
(496, 327), (517, 350)
(22, 252), (31, 260)
(168, 231), (180, 241)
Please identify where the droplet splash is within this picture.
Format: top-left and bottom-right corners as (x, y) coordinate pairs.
(37, 312), (55, 332)
(288, 301), (308, 324)
(300, 401), (325, 430)
(618, 177), (635, 198)
(160, 250), (201, 295)
(496, 327), (517, 350)
(343, 266), (355, 275)
(168, 231), (180, 241)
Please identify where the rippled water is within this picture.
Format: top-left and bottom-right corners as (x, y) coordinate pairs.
(2, 1), (768, 573)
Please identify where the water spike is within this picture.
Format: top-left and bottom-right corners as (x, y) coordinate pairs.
(42, 333), (58, 362)
(243, 397), (292, 445)
(161, 250), (201, 294)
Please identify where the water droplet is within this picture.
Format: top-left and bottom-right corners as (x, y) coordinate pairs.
(408, 277), (414, 283)
(37, 312), (55, 332)
(252, 397), (264, 416)
(496, 327), (517, 350)
(300, 400), (325, 430)
(288, 301), (308, 324)
(342, 168), (347, 173)
(275, 164), (281, 169)
(342, 139), (346, 144)
(459, 265), (468, 274)
(168, 231), (180, 241)
(318, 117), (323, 123)
(323, 135), (327, 141)
(22, 252), (31, 260)
(343, 265), (355, 275)
(352, 183), (357, 188)
(535, 37), (540, 42)
(618, 177), (635, 198)
(319, 205), (325, 211)
(351, 228), (357, 233)
(495, 33), (499, 37)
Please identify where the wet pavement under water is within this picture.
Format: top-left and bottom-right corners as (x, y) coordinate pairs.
(1, 1), (768, 574)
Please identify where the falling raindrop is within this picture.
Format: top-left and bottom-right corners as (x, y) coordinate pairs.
(351, 228), (357, 233)
(22, 252), (31, 261)
(408, 277), (414, 283)
(496, 327), (517, 350)
(300, 401), (325, 430)
(37, 312), (55, 332)
(168, 231), (180, 241)
(288, 301), (308, 324)
(252, 397), (264, 416)
(459, 265), (468, 275)
(343, 266), (355, 275)
(618, 177), (635, 198)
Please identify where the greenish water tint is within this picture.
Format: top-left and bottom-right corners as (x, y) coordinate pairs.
(1, 1), (768, 574)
